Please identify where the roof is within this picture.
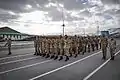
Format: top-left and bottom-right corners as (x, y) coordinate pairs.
(0, 27), (20, 33)
(0, 27), (31, 36)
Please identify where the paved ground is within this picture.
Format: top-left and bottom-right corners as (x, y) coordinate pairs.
(0, 40), (120, 80)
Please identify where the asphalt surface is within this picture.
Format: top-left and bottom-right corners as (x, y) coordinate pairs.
(0, 40), (120, 80)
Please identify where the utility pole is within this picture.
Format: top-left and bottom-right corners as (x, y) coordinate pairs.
(62, 7), (65, 36)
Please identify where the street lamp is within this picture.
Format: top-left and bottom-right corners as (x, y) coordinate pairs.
(61, 7), (65, 36)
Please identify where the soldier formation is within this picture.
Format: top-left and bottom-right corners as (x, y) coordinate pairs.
(0, 35), (116, 61)
(34, 35), (102, 61)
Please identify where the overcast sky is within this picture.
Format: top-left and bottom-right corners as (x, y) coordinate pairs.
(0, 0), (120, 35)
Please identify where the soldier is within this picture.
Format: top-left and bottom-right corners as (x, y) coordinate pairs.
(87, 37), (91, 53)
(73, 35), (78, 57)
(64, 35), (70, 61)
(5, 38), (12, 55)
(82, 37), (86, 55)
(50, 38), (55, 59)
(100, 35), (108, 60)
(42, 37), (46, 57)
(39, 36), (43, 56)
(108, 38), (116, 60)
(34, 36), (37, 55)
(91, 37), (95, 52)
(78, 36), (83, 54)
(98, 36), (101, 49)
(45, 38), (51, 58)
(69, 37), (73, 57)
(59, 35), (64, 61)
(54, 38), (60, 60)
(94, 37), (99, 50)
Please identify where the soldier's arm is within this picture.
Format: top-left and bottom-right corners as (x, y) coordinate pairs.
(4, 42), (8, 47)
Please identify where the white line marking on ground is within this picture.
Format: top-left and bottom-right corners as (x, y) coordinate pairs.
(0, 56), (40, 65)
(0, 60), (52, 75)
(83, 50), (120, 80)
(29, 51), (101, 80)
(0, 53), (33, 60)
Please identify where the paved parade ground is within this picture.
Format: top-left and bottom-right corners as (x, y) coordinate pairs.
(0, 39), (120, 80)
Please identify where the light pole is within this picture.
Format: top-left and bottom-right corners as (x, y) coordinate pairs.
(61, 7), (65, 36)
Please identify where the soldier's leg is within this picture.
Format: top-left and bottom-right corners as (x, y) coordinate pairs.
(91, 44), (94, 51)
(8, 47), (12, 55)
(110, 48), (114, 60)
(50, 47), (55, 59)
(45, 48), (50, 58)
(88, 45), (90, 52)
(65, 48), (69, 61)
(74, 47), (78, 58)
(34, 46), (37, 55)
(84, 45), (87, 52)
(99, 43), (101, 49)
(96, 44), (98, 50)
(82, 45), (85, 55)
(37, 46), (40, 55)
(54, 48), (59, 60)
(59, 48), (64, 61)
(102, 48), (106, 59)
(69, 48), (72, 57)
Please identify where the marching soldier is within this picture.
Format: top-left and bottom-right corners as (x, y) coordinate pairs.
(64, 35), (70, 61)
(42, 37), (46, 57)
(71, 35), (78, 58)
(87, 37), (91, 53)
(94, 37), (99, 50)
(39, 36), (43, 56)
(82, 38), (86, 55)
(34, 36), (37, 55)
(100, 35), (108, 60)
(91, 37), (95, 52)
(54, 38), (60, 60)
(59, 35), (64, 61)
(108, 38), (116, 60)
(45, 38), (51, 58)
(50, 38), (55, 59)
(5, 38), (12, 55)
(69, 37), (73, 57)
(78, 37), (83, 54)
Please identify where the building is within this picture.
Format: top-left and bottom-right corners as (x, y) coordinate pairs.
(101, 31), (109, 37)
(0, 27), (32, 40)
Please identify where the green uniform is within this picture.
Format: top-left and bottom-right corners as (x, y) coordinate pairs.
(5, 38), (12, 55)
(100, 37), (108, 59)
(109, 38), (116, 60)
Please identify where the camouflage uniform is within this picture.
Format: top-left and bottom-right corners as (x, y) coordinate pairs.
(54, 39), (60, 60)
(100, 36), (108, 59)
(109, 38), (116, 60)
(59, 36), (64, 61)
(64, 35), (70, 61)
(5, 38), (12, 55)
(45, 38), (51, 58)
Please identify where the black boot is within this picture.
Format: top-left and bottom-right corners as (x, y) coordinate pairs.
(69, 53), (72, 57)
(8, 52), (12, 55)
(65, 56), (69, 61)
(42, 54), (46, 57)
(45, 54), (50, 58)
(74, 54), (78, 58)
(54, 55), (58, 60)
(34, 52), (37, 55)
(102, 56), (106, 60)
(50, 55), (55, 59)
(111, 56), (114, 60)
(59, 56), (63, 61)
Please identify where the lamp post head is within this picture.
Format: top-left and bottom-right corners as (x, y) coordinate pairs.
(62, 24), (65, 27)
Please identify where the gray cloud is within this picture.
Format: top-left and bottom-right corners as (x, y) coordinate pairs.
(101, 0), (120, 4)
